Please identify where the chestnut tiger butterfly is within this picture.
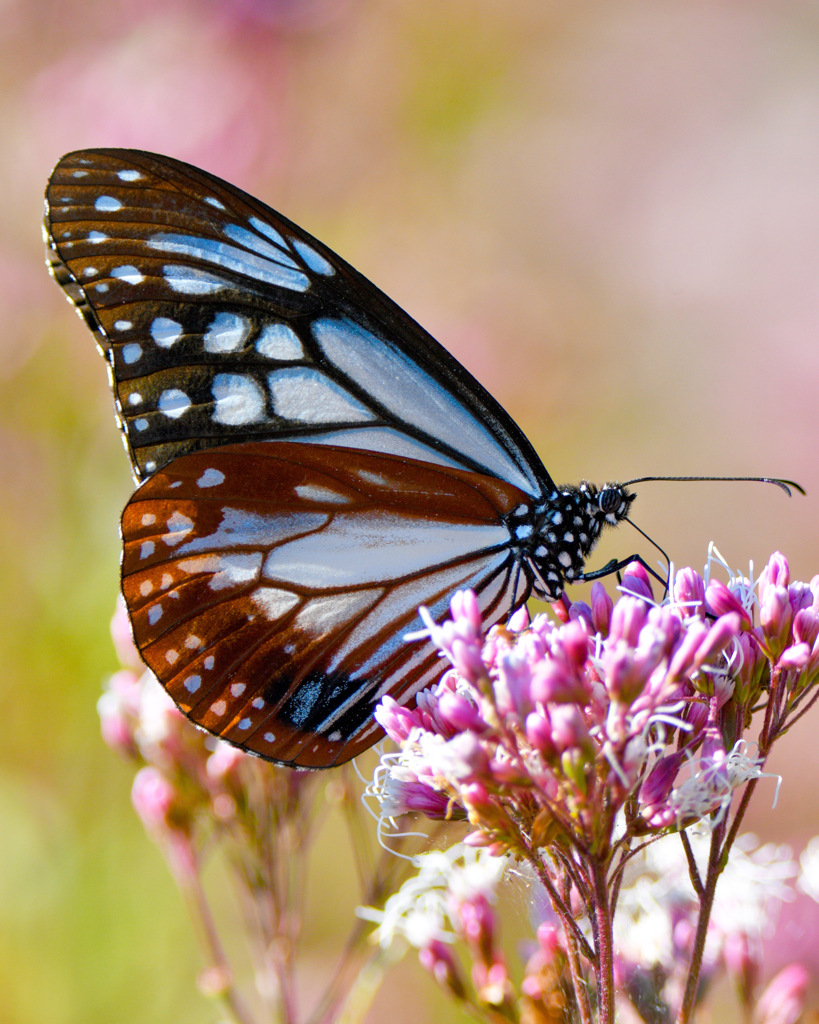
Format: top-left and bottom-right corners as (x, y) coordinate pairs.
(44, 148), (648, 769)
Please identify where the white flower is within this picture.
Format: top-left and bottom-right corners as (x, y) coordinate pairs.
(611, 832), (796, 970)
(797, 837), (819, 902)
(357, 843), (507, 950)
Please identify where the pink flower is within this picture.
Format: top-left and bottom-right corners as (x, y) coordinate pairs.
(754, 964), (809, 1024)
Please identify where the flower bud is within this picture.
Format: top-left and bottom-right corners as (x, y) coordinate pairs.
(525, 711), (557, 760)
(673, 567), (705, 613)
(419, 939), (467, 999)
(530, 660), (585, 704)
(638, 750), (685, 819)
(451, 589), (482, 634)
(131, 765), (176, 831)
(620, 566), (653, 602)
(603, 647), (647, 704)
(609, 597), (649, 647)
(758, 551), (790, 597)
(495, 653), (533, 719)
(590, 582), (613, 635)
(793, 608), (819, 647)
(437, 689), (486, 734)
(755, 964), (809, 1024)
(704, 580), (752, 627)
(760, 585), (793, 653)
(374, 696), (418, 742)
(778, 642), (811, 670)
(507, 604), (529, 632)
(550, 705), (592, 755)
(693, 613), (741, 671)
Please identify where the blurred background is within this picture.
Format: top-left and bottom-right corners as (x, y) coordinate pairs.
(3, 0), (819, 1020)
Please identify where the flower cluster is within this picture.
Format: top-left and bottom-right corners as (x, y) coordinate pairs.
(100, 600), (318, 882)
(366, 549), (819, 1023)
(362, 832), (814, 1024)
(100, 600), (325, 1021)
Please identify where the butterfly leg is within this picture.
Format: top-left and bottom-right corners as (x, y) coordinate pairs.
(578, 555), (669, 596)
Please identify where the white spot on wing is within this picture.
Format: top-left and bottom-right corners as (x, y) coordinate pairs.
(248, 217), (287, 250)
(292, 238), (334, 275)
(230, 683), (246, 697)
(158, 389), (192, 419)
(197, 468), (225, 488)
(185, 635), (202, 649)
(294, 484), (352, 504)
(203, 312), (250, 353)
(205, 196), (225, 210)
(268, 367), (374, 424)
(140, 580), (152, 596)
(151, 317), (183, 347)
(142, 513), (156, 525)
(255, 323), (304, 360)
(88, 231), (108, 244)
(128, 393), (143, 406)
(134, 418), (149, 431)
(122, 344), (142, 364)
(95, 195), (122, 212)
(177, 553), (263, 590)
(114, 320), (132, 331)
(212, 373), (266, 425)
(184, 675), (202, 693)
(210, 700), (226, 716)
(111, 265), (145, 285)
(117, 169), (142, 181)
(164, 511), (194, 545)
(251, 586), (300, 620)
(148, 605), (163, 624)
(163, 265), (226, 295)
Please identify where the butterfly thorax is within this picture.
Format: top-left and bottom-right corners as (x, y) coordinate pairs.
(510, 482), (636, 600)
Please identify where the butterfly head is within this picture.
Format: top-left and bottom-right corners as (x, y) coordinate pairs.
(524, 481), (637, 600)
(594, 483), (636, 526)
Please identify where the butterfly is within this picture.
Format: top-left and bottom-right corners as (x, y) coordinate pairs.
(44, 148), (639, 769)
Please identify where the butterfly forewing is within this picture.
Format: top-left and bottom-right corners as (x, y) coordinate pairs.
(45, 148), (550, 496)
(120, 442), (529, 767)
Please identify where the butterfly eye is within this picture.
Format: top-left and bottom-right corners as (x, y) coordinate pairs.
(598, 487), (623, 516)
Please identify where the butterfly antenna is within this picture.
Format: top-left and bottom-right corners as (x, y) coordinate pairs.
(621, 475), (805, 497)
(623, 516), (671, 570)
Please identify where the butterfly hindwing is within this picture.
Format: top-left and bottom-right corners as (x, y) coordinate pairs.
(120, 442), (529, 767)
(45, 148), (550, 497)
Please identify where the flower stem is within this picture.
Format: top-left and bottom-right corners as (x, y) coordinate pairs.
(590, 860), (615, 1024)
(675, 825), (723, 1024)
